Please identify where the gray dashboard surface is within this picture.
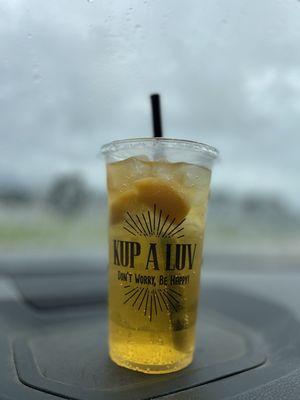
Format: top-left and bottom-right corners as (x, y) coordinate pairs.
(0, 253), (299, 399)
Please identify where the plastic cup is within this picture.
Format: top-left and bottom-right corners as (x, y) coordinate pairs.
(101, 138), (218, 374)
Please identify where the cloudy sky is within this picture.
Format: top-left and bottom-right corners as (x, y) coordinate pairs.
(1, 0), (300, 210)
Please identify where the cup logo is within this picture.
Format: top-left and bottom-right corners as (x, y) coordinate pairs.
(122, 204), (185, 239)
(122, 284), (183, 322)
(111, 204), (199, 321)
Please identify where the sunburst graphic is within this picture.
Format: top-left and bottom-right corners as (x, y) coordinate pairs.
(123, 285), (182, 321)
(122, 204), (185, 239)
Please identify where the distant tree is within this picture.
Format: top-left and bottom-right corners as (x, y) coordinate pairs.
(243, 195), (285, 214)
(0, 187), (32, 205)
(47, 175), (88, 216)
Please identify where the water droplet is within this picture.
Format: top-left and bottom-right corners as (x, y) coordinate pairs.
(33, 73), (42, 83)
(134, 24), (141, 29)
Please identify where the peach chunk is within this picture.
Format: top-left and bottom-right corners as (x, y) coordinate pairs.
(109, 189), (138, 224)
(134, 177), (190, 221)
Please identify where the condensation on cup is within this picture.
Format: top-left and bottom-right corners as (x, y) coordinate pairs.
(101, 138), (218, 374)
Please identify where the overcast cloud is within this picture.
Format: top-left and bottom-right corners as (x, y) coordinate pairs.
(1, 0), (300, 210)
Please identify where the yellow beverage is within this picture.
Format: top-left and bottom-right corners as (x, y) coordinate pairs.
(106, 156), (212, 373)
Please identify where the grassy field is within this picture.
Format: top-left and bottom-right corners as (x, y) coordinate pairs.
(0, 206), (107, 252)
(1, 204), (300, 258)
(0, 208), (300, 255)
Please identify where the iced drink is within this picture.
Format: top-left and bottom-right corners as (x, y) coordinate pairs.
(102, 139), (218, 374)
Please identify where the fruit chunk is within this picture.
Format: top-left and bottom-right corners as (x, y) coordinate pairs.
(109, 189), (138, 224)
(134, 177), (190, 221)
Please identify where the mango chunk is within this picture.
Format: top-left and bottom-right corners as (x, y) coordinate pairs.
(109, 189), (138, 224)
(134, 177), (190, 221)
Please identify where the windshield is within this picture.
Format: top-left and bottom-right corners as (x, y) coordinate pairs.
(1, 0), (299, 266)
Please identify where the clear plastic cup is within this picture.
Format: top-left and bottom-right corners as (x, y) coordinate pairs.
(101, 138), (218, 374)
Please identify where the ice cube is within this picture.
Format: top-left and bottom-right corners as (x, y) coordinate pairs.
(177, 163), (211, 189)
(107, 156), (151, 191)
(150, 161), (179, 182)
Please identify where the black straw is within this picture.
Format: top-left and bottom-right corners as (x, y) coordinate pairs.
(150, 94), (163, 137)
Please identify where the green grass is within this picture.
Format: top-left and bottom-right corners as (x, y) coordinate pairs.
(0, 209), (107, 251)
(1, 206), (299, 255)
